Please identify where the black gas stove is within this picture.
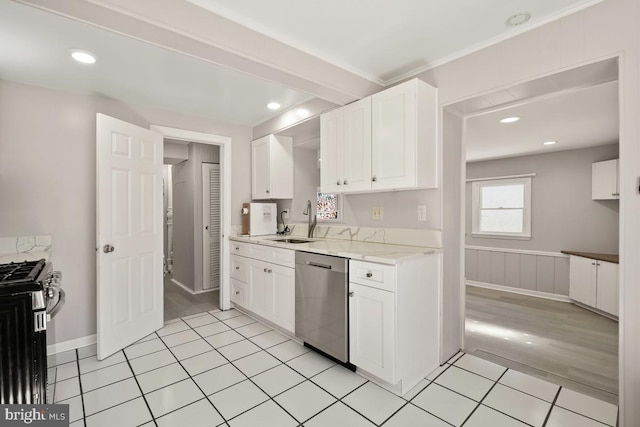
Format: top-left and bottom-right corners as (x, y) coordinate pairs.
(0, 259), (64, 404)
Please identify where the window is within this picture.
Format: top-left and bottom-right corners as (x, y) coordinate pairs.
(316, 191), (341, 221)
(471, 177), (531, 239)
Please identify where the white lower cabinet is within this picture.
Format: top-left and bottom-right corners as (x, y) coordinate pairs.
(569, 255), (618, 317)
(349, 283), (395, 383)
(229, 244), (295, 333)
(348, 255), (440, 395)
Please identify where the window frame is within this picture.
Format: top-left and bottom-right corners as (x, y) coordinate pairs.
(471, 177), (532, 240)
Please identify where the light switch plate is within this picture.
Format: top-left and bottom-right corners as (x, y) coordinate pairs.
(372, 206), (384, 220)
(418, 205), (427, 221)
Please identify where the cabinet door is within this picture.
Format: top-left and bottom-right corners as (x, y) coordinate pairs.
(269, 265), (295, 333)
(248, 260), (268, 317)
(320, 108), (344, 193)
(349, 283), (395, 384)
(596, 261), (618, 316)
(230, 278), (248, 308)
(371, 81), (416, 190)
(592, 159), (619, 200)
(569, 255), (597, 307)
(251, 136), (271, 199)
(342, 98), (372, 193)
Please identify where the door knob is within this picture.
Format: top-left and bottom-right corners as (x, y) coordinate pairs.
(103, 244), (115, 253)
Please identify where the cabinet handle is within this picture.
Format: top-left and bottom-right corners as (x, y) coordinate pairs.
(235, 291), (240, 295)
(267, 269), (272, 273)
(266, 189), (270, 193)
(263, 268), (268, 272)
(592, 262), (596, 265)
(344, 180), (348, 185)
(337, 180), (341, 185)
(349, 291), (354, 297)
(235, 266), (240, 270)
(366, 272), (373, 278)
(372, 176), (377, 182)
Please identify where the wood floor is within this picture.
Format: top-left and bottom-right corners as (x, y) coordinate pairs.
(465, 285), (618, 404)
(164, 275), (219, 321)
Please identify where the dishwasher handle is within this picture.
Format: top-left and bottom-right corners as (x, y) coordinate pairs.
(306, 261), (333, 270)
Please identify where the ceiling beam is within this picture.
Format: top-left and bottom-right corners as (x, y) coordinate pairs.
(15, 0), (383, 106)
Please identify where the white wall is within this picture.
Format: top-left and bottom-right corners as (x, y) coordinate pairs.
(466, 144), (620, 253)
(0, 79), (251, 345)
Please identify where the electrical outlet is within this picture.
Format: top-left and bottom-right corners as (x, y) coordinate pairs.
(372, 206), (384, 220)
(418, 205), (427, 221)
(282, 209), (289, 219)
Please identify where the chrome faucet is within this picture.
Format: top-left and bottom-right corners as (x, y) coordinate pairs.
(303, 199), (317, 239)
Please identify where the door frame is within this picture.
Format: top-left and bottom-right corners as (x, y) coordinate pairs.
(150, 125), (232, 310)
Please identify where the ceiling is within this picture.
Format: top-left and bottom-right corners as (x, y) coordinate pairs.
(0, 1), (313, 126)
(187, 0), (604, 84)
(459, 59), (619, 162)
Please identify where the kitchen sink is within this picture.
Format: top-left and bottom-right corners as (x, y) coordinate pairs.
(270, 238), (313, 244)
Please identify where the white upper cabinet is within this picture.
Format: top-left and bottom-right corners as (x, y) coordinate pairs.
(592, 159), (619, 200)
(252, 134), (293, 199)
(320, 78), (438, 194)
(372, 79), (437, 190)
(320, 98), (371, 193)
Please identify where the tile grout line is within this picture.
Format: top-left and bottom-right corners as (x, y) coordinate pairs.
(73, 349), (87, 427)
(123, 351), (159, 426)
(541, 386), (562, 427)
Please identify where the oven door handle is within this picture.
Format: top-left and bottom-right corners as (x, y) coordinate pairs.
(47, 289), (65, 320)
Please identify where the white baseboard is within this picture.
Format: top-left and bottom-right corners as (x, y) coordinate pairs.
(170, 278), (218, 295)
(466, 280), (572, 303)
(47, 334), (96, 356)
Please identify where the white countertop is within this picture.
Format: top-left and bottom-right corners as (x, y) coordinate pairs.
(230, 235), (439, 265)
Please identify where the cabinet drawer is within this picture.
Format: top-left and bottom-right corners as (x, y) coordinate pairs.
(230, 241), (250, 257)
(230, 278), (248, 307)
(248, 244), (295, 268)
(230, 255), (248, 283)
(350, 260), (396, 292)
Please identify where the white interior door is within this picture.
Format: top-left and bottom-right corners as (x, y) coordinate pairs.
(203, 163), (221, 290)
(97, 113), (164, 360)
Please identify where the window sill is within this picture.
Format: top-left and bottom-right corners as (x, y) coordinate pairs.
(471, 233), (532, 241)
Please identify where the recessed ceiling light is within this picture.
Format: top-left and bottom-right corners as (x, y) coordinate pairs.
(499, 116), (521, 124)
(297, 108), (310, 118)
(267, 102), (281, 110)
(69, 49), (96, 64)
(543, 140), (557, 145)
(506, 12), (531, 27)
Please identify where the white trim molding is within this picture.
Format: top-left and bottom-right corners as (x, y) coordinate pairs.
(47, 334), (96, 356)
(465, 246), (569, 258)
(467, 280), (571, 303)
(170, 278), (218, 295)
(466, 173), (536, 183)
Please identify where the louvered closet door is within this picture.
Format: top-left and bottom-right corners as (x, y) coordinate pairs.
(203, 163), (221, 290)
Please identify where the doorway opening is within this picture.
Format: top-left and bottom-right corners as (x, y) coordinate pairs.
(162, 140), (221, 320)
(447, 58), (620, 404)
(152, 125), (233, 320)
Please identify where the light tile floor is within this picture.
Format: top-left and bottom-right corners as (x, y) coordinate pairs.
(47, 309), (619, 427)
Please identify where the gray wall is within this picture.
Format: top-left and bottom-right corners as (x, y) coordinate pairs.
(466, 144), (619, 253)
(0, 79), (250, 345)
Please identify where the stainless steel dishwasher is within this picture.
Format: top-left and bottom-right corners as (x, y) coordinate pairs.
(295, 251), (352, 367)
